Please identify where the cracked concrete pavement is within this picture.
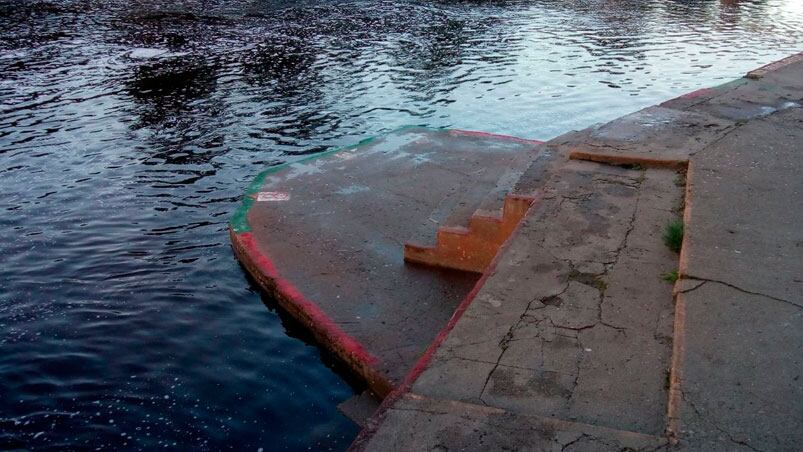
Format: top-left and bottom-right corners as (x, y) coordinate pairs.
(353, 52), (802, 451)
(409, 161), (680, 437)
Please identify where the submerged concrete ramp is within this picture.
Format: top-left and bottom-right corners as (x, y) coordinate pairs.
(230, 127), (544, 395)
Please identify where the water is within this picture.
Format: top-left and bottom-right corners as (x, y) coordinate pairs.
(1, 0), (801, 449)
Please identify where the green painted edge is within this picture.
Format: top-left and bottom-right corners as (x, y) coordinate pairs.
(230, 125), (436, 233)
(228, 124), (542, 233)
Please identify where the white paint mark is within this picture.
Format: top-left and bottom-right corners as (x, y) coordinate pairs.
(256, 191), (290, 202)
(336, 184), (370, 195)
(334, 151), (356, 161)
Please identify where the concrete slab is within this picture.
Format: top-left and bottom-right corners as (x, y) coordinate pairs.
(666, 94), (803, 451)
(553, 105), (734, 164)
(230, 127), (544, 394)
(661, 76), (801, 123)
(746, 51), (803, 82)
(682, 107), (803, 304)
(686, 81), (800, 122)
(358, 394), (667, 452)
(674, 283), (803, 451)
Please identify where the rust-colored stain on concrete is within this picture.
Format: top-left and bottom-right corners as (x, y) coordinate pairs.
(404, 195), (537, 273)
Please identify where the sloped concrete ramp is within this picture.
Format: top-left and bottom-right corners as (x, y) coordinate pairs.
(230, 127), (544, 395)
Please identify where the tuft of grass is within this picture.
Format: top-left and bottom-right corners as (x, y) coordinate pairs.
(663, 219), (684, 253)
(661, 270), (679, 283)
(674, 171), (687, 188)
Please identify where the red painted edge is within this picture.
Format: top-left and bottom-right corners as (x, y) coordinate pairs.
(679, 87), (714, 100)
(230, 229), (394, 397)
(349, 194), (542, 451)
(470, 214), (504, 224)
(746, 51), (803, 79)
(449, 129), (545, 145)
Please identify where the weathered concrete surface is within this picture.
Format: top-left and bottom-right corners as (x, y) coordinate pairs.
(338, 391), (382, 428)
(669, 102), (803, 451)
(682, 108), (803, 303)
(674, 283), (802, 451)
(364, 394), (667, 452)
(356, 53), (803, 450)
(230, 127), (543, 395)
(554, 105), (734, 163)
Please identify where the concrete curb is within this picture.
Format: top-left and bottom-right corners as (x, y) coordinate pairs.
(230, 229), (395, 397)
(746, 51), (803, 80)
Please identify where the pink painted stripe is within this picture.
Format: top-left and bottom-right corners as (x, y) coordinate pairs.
(234, 231), (379, 368)
(679, 87), (714, 100)
(449, 129), (545, 145)
(746, 51), (803, 79)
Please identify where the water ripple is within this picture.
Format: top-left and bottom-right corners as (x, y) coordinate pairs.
(1, 0), (802, 449)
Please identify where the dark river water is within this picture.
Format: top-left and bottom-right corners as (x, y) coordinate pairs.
(1, 0), (801, 450)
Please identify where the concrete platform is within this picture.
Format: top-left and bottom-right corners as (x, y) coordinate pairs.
(229, 127), (543, 395)
(354, 52), (803, 450)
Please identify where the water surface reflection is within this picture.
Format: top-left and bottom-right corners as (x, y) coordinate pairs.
(1, 0), (801, 449)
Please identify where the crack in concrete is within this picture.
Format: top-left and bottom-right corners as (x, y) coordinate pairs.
(676, 279), (706, 294)
(595, 168), (645, 332)
(559, 433), (590, 452)
(477, 282), (572, 405)
(391, 406), (450, 417)
(568, 330), (585, 404)
(592, 175), (641, 189)
(680, 275), (801, 309)
(477, 171), (646, 404)
(681, 390), (765, 452)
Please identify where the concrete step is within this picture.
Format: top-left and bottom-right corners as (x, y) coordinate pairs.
(472, 165), (529, 220)
(404, 193), (536, 273)
(405, 182), (493, 250)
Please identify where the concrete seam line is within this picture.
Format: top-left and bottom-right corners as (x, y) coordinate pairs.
(666, 159), (694, 442)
